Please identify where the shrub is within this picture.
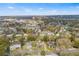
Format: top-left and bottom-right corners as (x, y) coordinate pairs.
(73, 38), (79, 48)
(41, 50), (46, 56)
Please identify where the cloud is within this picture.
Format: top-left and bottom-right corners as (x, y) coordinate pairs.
(70, 6), (79, 9)
(8, 6), (14, 9)
(24, 8), (32, 12)
(39, 8), (44, 10)
(48, 10), (57, 13)
(76, 6), (79, 8)
(46, 10), (78, 15)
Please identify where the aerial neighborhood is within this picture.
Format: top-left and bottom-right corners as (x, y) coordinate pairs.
(0, 15), (79, 56)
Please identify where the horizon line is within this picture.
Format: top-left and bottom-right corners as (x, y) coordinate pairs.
(0, 14), (79, 16)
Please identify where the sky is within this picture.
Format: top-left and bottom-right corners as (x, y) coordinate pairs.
(0, 3), (79, 15)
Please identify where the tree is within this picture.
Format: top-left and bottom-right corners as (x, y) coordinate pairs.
(41, 35), (49, 42)
(56, 38), (72, 51)
(27, 34), (37, 41)
(41, 50), (46, 56)
(70, 32), (75, 42)
(19, 34), (25, 49)
(73, 38), (79, 48)
(0, 36), (10, 56)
